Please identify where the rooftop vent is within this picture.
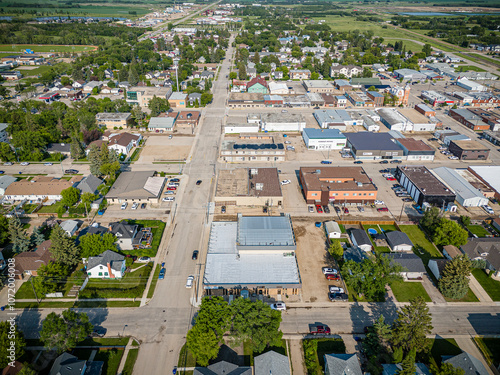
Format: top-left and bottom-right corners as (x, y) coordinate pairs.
(256, 183), (263, 191)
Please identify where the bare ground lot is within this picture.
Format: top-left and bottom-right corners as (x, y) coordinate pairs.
(139, 135), (194, 163)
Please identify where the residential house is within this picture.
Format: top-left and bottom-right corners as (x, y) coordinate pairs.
(76, 174), (103, 195)
(443, 245), (461, 260)
(109, 222), (141, 250)
(48, 353), (86, 375)
(0, 123), (9, 143)
(193, 361), (252, 375)
(324, 354), (362, 375)
(428, 258), (449, 280)
(0, 175), (16, 196)
(272, 70), (284, 80)
(13, 240), (54, 279)
(188, 92), (202, 106)
(349, 229), (373, 252)
(385, 231), (413, 252)
(86, 250), (126, 279)
(96, 113), (132, 129)
(461, 238), (500, 279)
(444, 353), (489, 375)
(343, 246), (370, 263)
(330, 64), (362, 78)
(382, 363), (430, 375)
(254, 351), (290, 375)
(247, 77), (269, 94)
(72, 80), (85, 89)
(175, 111), (201, 127)
(59, 220), (80, 237)
(4, 176), (82, 202)
(289, 69), (311, 80)
(384, 253), (426, 280)
(168, 92), (188, 108)
(107, 133), (141, 155)
(324, 221), (341, 239)
(46, 143), (71, 156)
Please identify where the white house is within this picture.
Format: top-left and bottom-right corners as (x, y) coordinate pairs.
(349, 229), (373, 252)
(109, 222), (140, 250)
(324, 221), (341, 239)
(59, 220), (80, 237)
(86, 250), (126, 279)
(330, 64), (362, 78)
(107, 132), (141, 155)
(385, 231), (413, 252)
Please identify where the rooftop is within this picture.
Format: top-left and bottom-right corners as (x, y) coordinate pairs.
(468, 165), (500, 193)
(397, 166), (455, 196)
(433, 167), (485, 201)
(106, 171), (164, 199)
(169, 91), (188, 100)
(259, 112), (306, 124)
(396, 138), (434, 152)
(450, 140), (489, 151)
(215, 168), (282, 198)
(314, 109), (353, 125)
(303, 128), (346, 139)
(345, 132), (402, 151)
(303, 80), (335, 89)
(237, 214), (295, 248)
(384, 253), (426, 273)
(300, 166), (377, 192)
(148, 116), (176, 129)
(399, 108), (433, 124)
(96, 112), (131, 120)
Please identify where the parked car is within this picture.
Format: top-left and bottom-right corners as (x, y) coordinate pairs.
(374, 200), (384, 205)
(281, 180), (291, 185)
(377, 207), (389, 212)
(308, 206), (314, 213)
(20, 162), (30, 166)
(121, 202), (128, 210)
(196, 180), (202, 185)
(403, 198), (413, 202)
(164, 191), (175, 195)
(167, 186), (177, 191)
(325, 273), (340, 280)
(141, 203), (147, 209)
(343, 207), (349, 214)
(316, 205), (323, 213)
(357, 206), (365, 212)
(167, 182), (179, 187)
(158, 268), (166, 280)
(97, 209), (105, 215)
(270, 302), (286, 311)
(390, 160), (402, 164)
(329, 292), (348, 301)
(131, 202), (139, 210)
(321, 160), (332, 164)
(186, 275), (194, 288)
(44, 162), (53, 166)
(334, 206), (341, 213)
(137, 256), (151, 263)
(65, 169), (79, 174)
(379, 160), (389, 164)
(221, 206), (226, 213)
(329, 286), (345, 294)
(263, 207), (268, 213)
(323, 205), (330, 214)
(170, 178), (180, 183)
(162, 197), (175, 202)
(192, 250), (199, 260)
(3, 162), (13, 166)
(89, 327), (107, 338)
(482, 205), (494, 215)
(322, 267), (338, 274)
(310, 325), (331, 335)
(354, 161), (363, 164)
(380, 169), (390, 173)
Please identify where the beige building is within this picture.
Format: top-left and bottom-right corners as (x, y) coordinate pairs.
(215, 168), (283, 207)
(126, 86), (173, 108)
(96, 112), (132, 129)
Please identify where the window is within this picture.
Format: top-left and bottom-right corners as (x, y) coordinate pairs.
(98, 272), (102, 276)
(353, 193), (357, 196)
(104, 272), (108, 276)
(343, 193), (349, 196)
(87, 272), (92, 276)
(311, 193), (317, 197)
(369, 193), (374, 196)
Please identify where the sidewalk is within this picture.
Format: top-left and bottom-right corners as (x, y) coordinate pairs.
(288, 337), (306, 375)
(454, 336), (495, 375)
(421, 274), (447, 304)
(116, 337), (133, 375)
(468, 274), (493, 303)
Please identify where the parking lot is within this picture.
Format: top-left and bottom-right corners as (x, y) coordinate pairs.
(139, 135), (194, 163)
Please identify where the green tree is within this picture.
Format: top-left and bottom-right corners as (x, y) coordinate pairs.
(430, 363), (465, 375)
(459, 215), (471, 227)
(238, 63), (247, 80)
(81, 192), (97, 214)
(438, 255), (471, 299)
(423, 44), (432, 57)
(0, 321), (25, 368)
(391, 297), (432, 354)
(49, 225), (80, 267)
(131, 105), (144, 128)
(17, 366), (37, 375)
(0, 215), (10, 247)
(201, 92), (213, 106)
(328, 240), (344, 261)
(30, 226), (45, 247)
(88, 144), (103, 176)
(79, 232), (118, 258)
(128, 62), (139, 86)
(70, 140), (85, 160)
(420, 207), (441, 234)
(398, 349), (417, 375)
(229, 72), (237, 80)
(8, 217), (30, 253)
(61, 186), (80, 207)
(0, 142), (16, 162)
(33, 261), (68, 296)
(148, 95), (170, 117)
(40, 310), (93, 354)
(363, 314), (392, 357)
(100, 161), (120, 179)
(186, 325), (220, 366)
(230, 298), (283, 353)
(432, 219), (468, 247)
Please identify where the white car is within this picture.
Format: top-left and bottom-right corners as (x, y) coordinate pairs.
(168, 135), (173, 139)
(186, 275), (194, 288)
(20, 162), (30, 166)
(136, 256), (151, 263)
(162, 197), (175, 202)
(44, 162), (53, 166)
(121, 202), (128, 210)
(308, 206), (314, 213)
(329, 286), (345, 294)
(448, 156), (459, 160)
(131, 202), (139, 210)
(322, 267), (338, 274)
(482, 205), (494, 215)
(164, 191), (175, 195)
(281, 180), (291, 186)
(270, 302), (286, 311)
(374, 200), (385, 205)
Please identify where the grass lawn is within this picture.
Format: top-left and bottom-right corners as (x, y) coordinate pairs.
(130, 147), (142, 162)
(467, 225), (490, 238)
(0, 44), (96, 53)
(389, 280), (432, 302)
(122, 348), (139, 375)
(399, 225), (442, 261)
(455, 65), (486, 72)
(303, 338), (345, 375)
(78, 337), (129, 346)
(475, 338), (500, 367)
(15, 279), (36, 299)
(472, 269), (500, 301)
(444, 287), (479, 303)
(363, 224), (391, 255)
(78, 264), (152, 299)
(147, 264), (161, 299)
(18, 65), (53, 77)
(94, 348), (124, 375)
(14, 301), (75, 308)
(122, 220), (166, 258)
(73, 300), (141, 308)
(384, 39), (423, 52)
(37, 201), (65, 213)
(422, 338), (462, 366)
(178, 343), (197, 367)
(311, 15), (402, 38)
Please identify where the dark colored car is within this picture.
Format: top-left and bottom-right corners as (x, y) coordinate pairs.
(403, 198), (413, 202)
(192, 250), (199, 260)
(323, 205), (330, 214)
(321, 160), (332, 164)
(379, 160), (389, 164)
(64, 169), (79, 174)
(196, 180), (202, 185)
(170, 178), (180, 182)
(141, 203), (147, 209)
(380, 169), (390, 173)
(221, 205), (226, 213)
(390, 160), (402, 164)
(158, 268), (166, 280)
(0, 171), (4, 174)
(343, 207), (349, 214)
(89, 327), (107, 338)
(263, 207), (268, 213)
(328, 293), (348, 302)
(354, 161), (363, 164)
(334, 206), (341, 213)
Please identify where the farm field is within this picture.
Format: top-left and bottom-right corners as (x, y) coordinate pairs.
(0, 4), (151, 18)
(0, 44), (97, 53)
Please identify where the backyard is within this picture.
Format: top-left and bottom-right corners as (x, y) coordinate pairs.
(122, 220), (166, 258)
(467, 224), (490, 238)
(471, 269), (500, 301)
(399, 225), (442, 261)
(389, 280), (431, 302)
(303, 338), (346, 375)
(420, 338), (462, 367)
(475, 337), (500, 368)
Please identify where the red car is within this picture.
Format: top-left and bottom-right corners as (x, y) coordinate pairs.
(377, 207), (389, 212)
(167, 186), (177, 191)
(325, 273), (340, 280)
(343, 208), (349, 214)
(310, 325), (331, 335)
(386, 177), (397, 181)
(316, 205), (323, 213)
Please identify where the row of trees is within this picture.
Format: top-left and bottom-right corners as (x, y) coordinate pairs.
(186, 297), (283, 366)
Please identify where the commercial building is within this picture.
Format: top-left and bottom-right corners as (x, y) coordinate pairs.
(449, 109), (489, 131)
(378, 108), (413, 132)
(215, 167), (282, 207)
(126, 86), (172, 108)
(4, 176), (82, 202)
(289, 69), (311, 80)
(483, 130), (500, 145)
(457, 78), (486, 92)
(168, 91), (188, 108)
(313, 109), (356, 130)
(448, 140), (489, 160)
(302, 128), (347, 150)
(228, 93), (265, 108)
(203, 214), (301, 297)
(394, 138), (435, 161)
(432, 167), (489, 207)
(306, 92), (325, 107)
(366, 91), (384, 106)
(247, 76), (268, 94)
(362, 116), (380, 132)
(260, 113), (306, 132)
(394, 166), (456, 207)
(148, 116), (176, 132)
(421, 91), (454, 106)
(224, 122), (260, 134)
(302, 80), (335, 93)
(345, 132), (404, 160)
(468, 166), (500, 201)
(105, 171), (165, 204)
(268, 81), (289, 95)
(95, 112), (132, 129)
(220, 140), (285, 162)
(398, 108), (436, 132)
(299, 166), (377, 205)
(468, 109), (500, 131)
(394, 69), (426, 80)
(415, 104), (436, 117)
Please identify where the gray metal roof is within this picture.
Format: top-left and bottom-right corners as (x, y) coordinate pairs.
(345, 132), (401, 151)
(444, 353), (489, 375)
(106, 171), (163, 199)
(148, 116), (175, 129)
(350, 228), (372, 246)
(0, 123), (8, 132)
(194, 361), (252, 375)
(0, 175), (16, 191)
(303, 128), (346, 140)
(109, 222), (137, 239)
(314, 109), (353, 125)
(432, 167), (485, 202)
(254, 351), (290, 375)
(325, 221), (341, 234)
(49, 353), (86, 375)
(77, 174), (103, 194)
(87, 250), (125, 272)
(324, 354), (362, 375)
(378, 108), (408, 126)
(384, 253), (426, 273)
(385, 231), (413, 248)
(237, 215), (295, 247)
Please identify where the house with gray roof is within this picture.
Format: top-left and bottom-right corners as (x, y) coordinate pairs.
(385, 231), (413, 252)
(105, 171), (166, 204)
(46, 143), (71, 155)
(343, 246), (369, 263)
(148, 116), (176, 132)
(254, 351), (290, 375)
(384, 253), (426, 280)
(193, 361), (252, 375)
(324, 353), (362, 375)
(349, 229), (373, 252)
(49, 352), (87, 375)
(76, 174), (103, 195)
(444, 352), (489, 375)
(109, 222), (140, 250)
(0, 122), (9, 143)
(461, 238), (500, 279)
(382, 363), (430, 375)
(59, 220), (80, 237)
(86, 250), (125, 279)
(0, 175), (16, 196)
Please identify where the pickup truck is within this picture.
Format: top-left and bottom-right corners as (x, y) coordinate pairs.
(310, 325), (331, 335)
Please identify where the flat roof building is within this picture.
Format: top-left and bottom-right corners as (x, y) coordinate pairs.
(468, 166), (500, 201)
(302, 80), (335, 93)
(96, 112), (132, 129)
(395, 166), (456, 207)
(448, 140), (490, 160)
(259, 113), (306, 132)
(378, 108), (413, 132)
(299, 166), (377, 205)
(345, 132), (404, 160)
(394, 138), (435, 161)
(313, 109), (356, 130)
(302, 128), (347, 150)
(432, 167), (489, 207)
